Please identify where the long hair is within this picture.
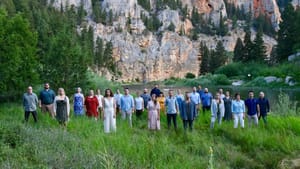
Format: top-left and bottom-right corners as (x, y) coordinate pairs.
(104, 89), (114, 97)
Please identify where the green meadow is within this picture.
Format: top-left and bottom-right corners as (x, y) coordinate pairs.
(0, 100), (299, 169)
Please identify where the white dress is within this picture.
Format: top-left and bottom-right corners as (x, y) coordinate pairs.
(103, 97), (116, 133)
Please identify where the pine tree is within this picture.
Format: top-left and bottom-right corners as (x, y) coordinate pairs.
(94, 37), (104, 69)
(217, 11), (228, 36)
(252, 30), (267, 63)
(277, 3), (296, 61)
(242, 30), (253, 62)
(200, 42), (210, 75)
(210, 41), (227, 72)
(233, 37), (244, 62)
(103, 41), (117, 74)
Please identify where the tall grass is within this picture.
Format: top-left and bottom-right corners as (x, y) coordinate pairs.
(0, 101), (300, 169)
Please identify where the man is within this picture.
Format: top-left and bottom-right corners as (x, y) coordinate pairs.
(140, 88), (151, 109)
(165, 90), (179, 130)
(23, 86), (38, 123)
(114, 89), (123, 115)
(257, 91), (270, 126)
(120, 88), (135, 127)
(190, 87), (201, 116)
(197, 85), (204, 98)
(150, 84), (161, 98)
(201, 88), (213, 112)
(39, 83), (56, 118)
(245, 91), (259, 127)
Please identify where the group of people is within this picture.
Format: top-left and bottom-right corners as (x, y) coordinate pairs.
(22, 83), (270, 133)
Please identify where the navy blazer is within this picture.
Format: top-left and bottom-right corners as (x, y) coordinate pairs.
(180, 101), (196, 120)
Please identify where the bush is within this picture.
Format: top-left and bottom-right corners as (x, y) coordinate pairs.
(185, 72), (196, 79)
(215, 63), (242, 77)
(273, 92), (299, 116)
(212, 74), (231, 85)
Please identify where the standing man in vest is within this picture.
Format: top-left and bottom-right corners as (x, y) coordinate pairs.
(39, 83), (56, 118)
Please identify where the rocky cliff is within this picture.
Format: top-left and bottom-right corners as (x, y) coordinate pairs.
(49, 0), (280, 82)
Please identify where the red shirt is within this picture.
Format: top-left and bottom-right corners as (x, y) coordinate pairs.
(85, 96), (99, 117)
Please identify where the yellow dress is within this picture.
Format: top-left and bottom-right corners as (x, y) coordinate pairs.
(157, 96), (165, 113)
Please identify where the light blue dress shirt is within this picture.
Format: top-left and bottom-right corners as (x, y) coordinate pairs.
(231, 100), (245, 114)
(120, 94), (134, 112)
(165, 96), (178, 114)
(190, 92), (201, 105)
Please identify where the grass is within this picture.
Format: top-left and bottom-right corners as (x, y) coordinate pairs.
(0, 103), (300, 169)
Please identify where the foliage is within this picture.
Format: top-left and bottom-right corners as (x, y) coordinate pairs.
(252, 30), (267, 63)
(274, 92), (299, 116)
(215, 62), (243, 77)
(137, 0), (151, 11)
(185, 72), (196, 79)
(167, 22), (176, 32)
(233, 37), (244, 62)
(200, 42), (210, 75)
(210, 41), (227, 73)
(0, 101), (300, 168)
(0, 9), (39, 99)
(242, 30), (253, 62)
(91, 0), (106, 24)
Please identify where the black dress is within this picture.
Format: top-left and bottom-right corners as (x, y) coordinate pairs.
(56, 98), (68, 123)
(223, 97), (232, 121)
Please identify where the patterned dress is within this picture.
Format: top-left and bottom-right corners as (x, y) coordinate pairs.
(147, 101), (160, 130)
(74, 93), (84, 115)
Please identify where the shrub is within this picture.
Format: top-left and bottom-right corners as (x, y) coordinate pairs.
(273, 92), (299, 116)
(212, 74), (231, 85)
(215, 63), (242, 77)
(185, 72), (196, 79)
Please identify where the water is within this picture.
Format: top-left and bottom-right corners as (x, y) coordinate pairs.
(123, 84), (300, 107)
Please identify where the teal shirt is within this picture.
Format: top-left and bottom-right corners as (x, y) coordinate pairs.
(39, 89), (55, 105)
(23, 93), (38, 111)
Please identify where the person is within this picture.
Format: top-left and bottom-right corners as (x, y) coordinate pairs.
(219, 88), (225, 99)
(157, 92), (165, 114)
(147, 94), (161, 130)
(150, 84), (161, 98)
(23, 86), (38, 123)
(257, 91), (270, 125)
(96, 89), (103, 119)
(85, 90), (99, 120)
(53, 88), (70, 127)
(140, 88), (151, 109)
(102, 89), (116, 133)
(114, 89), (123, 115)
(210, 93), (225, 128)
(39, 83), (56, 118)
(190, 87), (201, 116)
(231, 93), (245, 128)
(176, 89), (185, 117)
(135, 91), (144, 119)
(197, 85), (204, 98)
(73, 87), (84, 116)
(223, 91), (232, 121)
(201, 88), (213, 112)
(120, 88), (135, 127)
(165, 90), (179, 130)
(245, 91), (259, 127)
(180, 92), (196, 131)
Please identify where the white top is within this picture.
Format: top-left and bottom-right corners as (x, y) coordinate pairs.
(103, 97), (115, 110)
(135, 97), (144, 110)
(96, 94), (103, 108)
(211, 99), (225, 117)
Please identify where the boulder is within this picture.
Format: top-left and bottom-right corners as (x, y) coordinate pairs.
(280, 158), (300, 169)
(232, 80), (244, 86)
(288, 52), (300, 62)
(264, 76), (277, 83)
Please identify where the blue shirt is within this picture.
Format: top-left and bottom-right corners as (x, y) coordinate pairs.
(245, 98), (258, 116)
(140, 93), (151, 108)
(190, 92), (201, 105)
(120, 94), (134, 112)
(165, 96), (178, 114)
(257, 98), (270, 115)
(201, 92), (213, 106)
(23, 93), (38, 111)
(39, 89), (55, 105)
(231, 100), (245, 114)
(197, 89), (204, 98)
(114, 93), (123, 106)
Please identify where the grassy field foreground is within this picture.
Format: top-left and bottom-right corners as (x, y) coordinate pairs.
(0, 103), (300, 169)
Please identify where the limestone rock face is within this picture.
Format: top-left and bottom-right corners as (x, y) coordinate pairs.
(48, 0), (92, 14)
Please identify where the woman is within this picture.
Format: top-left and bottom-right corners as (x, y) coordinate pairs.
(96, 89), (103, 119)
(73, 87), (84, 116)
(134, 91), (144, 119)
(102, 89), (116, 133)
(223, 91), (232, 121)
(147, 94), (160, 130)
(210, 92), (225, 128)
(180, 92), (196, 131)
(157, 92), (165, 114)
(176, 89), (185, 115)
(53, 88), (70, 127)
(85, 90), (99, 120)
(231, 93), (245, 128)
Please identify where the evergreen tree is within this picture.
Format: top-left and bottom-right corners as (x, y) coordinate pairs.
(210, 41), (227, 72)
(252, 30), (267, 62)
(242, 30), (253, 62)
(94, 37), (104, 69)
(277, 3), (296, 61)
(200, 42), (210, 75)
(191, 7), (200, 27)
(103, 41), (117, 74)
(217, 11), (228, 36)
(233, 37), (244, 62)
